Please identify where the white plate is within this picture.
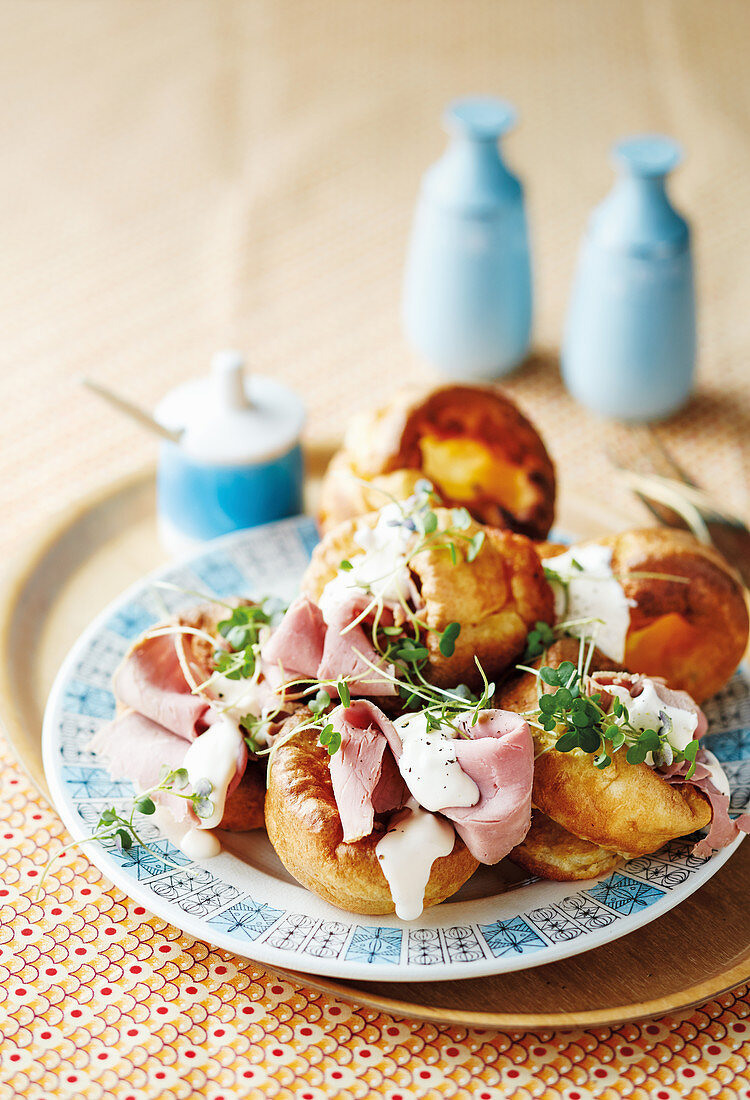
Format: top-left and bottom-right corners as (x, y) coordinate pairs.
(42, 515), (750, 982)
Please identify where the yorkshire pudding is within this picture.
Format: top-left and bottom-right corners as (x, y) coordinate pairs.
(318, 384), (556, 540)
(264, 713), (479, 914)
(542, 529), (749, 702)
(302, 507), (554, 690)
(497, 639), (712, 861)
(510, 811), (623, 881)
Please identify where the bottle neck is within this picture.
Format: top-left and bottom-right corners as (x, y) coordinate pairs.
(590, 171), (689, 254)
(423, 135), (521, 213)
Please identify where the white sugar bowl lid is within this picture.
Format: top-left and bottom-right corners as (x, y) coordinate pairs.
(154, 351), (305, 465)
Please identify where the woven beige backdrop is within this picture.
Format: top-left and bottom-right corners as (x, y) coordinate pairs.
(2, 0), (749, 560)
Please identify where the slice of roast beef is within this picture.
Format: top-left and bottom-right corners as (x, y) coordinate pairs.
(660, 752), (750, 856)
(113, 632), (213, 740)
(443, 710), (534, 864)
(328, 701), (407, 842)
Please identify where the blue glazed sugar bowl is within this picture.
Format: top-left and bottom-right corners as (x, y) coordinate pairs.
(154, 351), (305, 556)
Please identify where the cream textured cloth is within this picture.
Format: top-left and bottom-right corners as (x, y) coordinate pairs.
(2, 0), (749, 557)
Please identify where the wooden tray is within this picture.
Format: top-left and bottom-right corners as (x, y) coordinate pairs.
(2, 459), (749, 1030)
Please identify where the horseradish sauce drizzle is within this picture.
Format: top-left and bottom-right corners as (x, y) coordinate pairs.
(375, 800), (456, 920)
(319, 501), (416, 620)
(542, 543), (634, 662)
(180, 715), (245, 857)
(392, 711), (479, 812)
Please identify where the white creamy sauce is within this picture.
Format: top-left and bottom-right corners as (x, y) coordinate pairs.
(542, 543), (634, 662)
(319, 501), (415, 620)
(608, 680), (698, 753)
(180, 826), (222, 860)
(697, 749), (731, 797)
(206, 674), (270, 742)
(179, 715), (245, 857)
(393, 711), (479, 812)
(375, 801), (456, 920)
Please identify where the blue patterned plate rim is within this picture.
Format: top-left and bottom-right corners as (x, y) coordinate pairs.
(41, 515), (750, 982)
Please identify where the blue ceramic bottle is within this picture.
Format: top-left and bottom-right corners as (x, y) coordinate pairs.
(154, 351), (305, 556)
(402, 96), (532, 379)
(562, 135), (695, 421)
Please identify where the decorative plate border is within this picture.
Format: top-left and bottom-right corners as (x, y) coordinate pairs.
(42, 515), (750, 982)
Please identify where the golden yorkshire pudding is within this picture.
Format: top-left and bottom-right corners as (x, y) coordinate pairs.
(540, 529), (749, 702)
(318, 384), (556, 540)
(510, 811), (623, 881)
(302, 507), (554, 690)
(220, 765), (267, 831)
(264, 713), (479, 914)
(497, 639), (712, 860)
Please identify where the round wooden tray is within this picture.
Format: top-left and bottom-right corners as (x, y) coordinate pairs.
(2, 461), (748, 1030)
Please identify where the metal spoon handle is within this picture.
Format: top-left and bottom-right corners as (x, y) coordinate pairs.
(82, 378), (182, 444)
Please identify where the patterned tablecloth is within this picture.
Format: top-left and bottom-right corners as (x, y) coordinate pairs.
(2, 1), (750, 1096)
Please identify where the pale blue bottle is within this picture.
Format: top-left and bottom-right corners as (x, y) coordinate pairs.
(562, 135), (695, 421)
(402, 96), (532, 379)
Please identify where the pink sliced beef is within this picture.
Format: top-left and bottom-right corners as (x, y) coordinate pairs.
(261, 596), (326, 682)
(660, 754), (750, 856)
(328, 701), (407, 842)
(91, 710), (248, 825)
(90, 710), (195, 822)
(444, 710), (534, 864)
(260, 593), (397, 697)
(317, 602), (397, 697)
(113, 632), (213, 740)
(327, 702), (533, 864)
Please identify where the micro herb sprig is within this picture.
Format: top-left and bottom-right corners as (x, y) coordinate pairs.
(35, 768), (215, 898)
(355, 647), (494, 737)
(519, 654), (700, 776)
(402, 480), (485, 566)
(522, 620), (557, 661)
(239, 709), (284, 754)
(521, 616), (607, 662)
(212, 603), (277, 680)
(255, 677), (355, 760)
(312, 677), (350, 755)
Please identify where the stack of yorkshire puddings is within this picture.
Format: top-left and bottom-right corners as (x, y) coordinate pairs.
(93, 384), (750, 920)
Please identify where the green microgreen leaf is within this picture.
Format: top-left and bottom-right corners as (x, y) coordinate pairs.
(438, 621), (461, 658)
(523, 620), (557, 660)
(683, 738), (699, 779)
(115, 829), (133, 851)
(626, 743), (648, 765)
(451, 508), (472, 530)
(319, 723), (342, 756)
(555, 731), (579, 753)
(338, 679), (351, 708)
(467, 531), (485, 563)
(213, 604), (273, 681)
(309, 688), (331, 716)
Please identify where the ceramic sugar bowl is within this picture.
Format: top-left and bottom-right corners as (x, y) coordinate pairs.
(155, 351), (305, 556)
